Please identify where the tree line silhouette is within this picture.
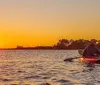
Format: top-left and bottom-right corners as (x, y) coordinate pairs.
(14, 39), (100, 50)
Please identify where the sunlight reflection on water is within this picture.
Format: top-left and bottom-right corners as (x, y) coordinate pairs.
(0, 50), (100, 85)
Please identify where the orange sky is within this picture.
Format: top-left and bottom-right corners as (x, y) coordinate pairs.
(0, 0), (100, 48)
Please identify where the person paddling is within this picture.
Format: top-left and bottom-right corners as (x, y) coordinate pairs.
(82, 39), (100, 57)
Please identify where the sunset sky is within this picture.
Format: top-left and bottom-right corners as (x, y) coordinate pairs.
(0, 0), (100, 48)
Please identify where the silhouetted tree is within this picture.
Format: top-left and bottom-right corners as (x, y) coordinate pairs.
(55, 39), (94, 49)
(55, 39), (69, 49)
(15, 39), (100, 50)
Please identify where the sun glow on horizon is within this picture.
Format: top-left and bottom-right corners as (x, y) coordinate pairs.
(0, 0), (100, 48)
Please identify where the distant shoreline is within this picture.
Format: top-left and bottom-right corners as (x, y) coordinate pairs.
(0, 48), (83, 50)
(1, 39), (100, 50)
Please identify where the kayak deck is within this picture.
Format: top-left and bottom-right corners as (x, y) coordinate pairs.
(80, 57), (100, 63)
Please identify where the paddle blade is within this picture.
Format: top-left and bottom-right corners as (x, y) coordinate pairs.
(64, 58), (73, 62)
(64, 57), (80, 62)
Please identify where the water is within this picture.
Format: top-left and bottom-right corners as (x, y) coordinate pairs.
(0, 50), (100, 85)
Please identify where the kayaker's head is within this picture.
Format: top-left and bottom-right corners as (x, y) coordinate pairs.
(90, 39), (97, 45)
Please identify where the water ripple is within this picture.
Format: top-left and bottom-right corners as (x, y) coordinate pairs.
(0, 50), (99, 85)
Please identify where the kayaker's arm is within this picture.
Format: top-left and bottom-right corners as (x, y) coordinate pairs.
(95, 47), (100, 55)
(82, 48), (87, 56)
(82, 45), (89, 56)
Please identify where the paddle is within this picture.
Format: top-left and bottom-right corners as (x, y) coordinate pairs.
(63, 40), (83, 62)
(64, 57), (80, 62)
(64, 49), (83, 62)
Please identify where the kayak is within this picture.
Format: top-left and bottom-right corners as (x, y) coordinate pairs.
(78, 50), (100, 63)
(80, 57), (100, 63)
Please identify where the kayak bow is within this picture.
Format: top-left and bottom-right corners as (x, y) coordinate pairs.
(80, 57), (100, 63)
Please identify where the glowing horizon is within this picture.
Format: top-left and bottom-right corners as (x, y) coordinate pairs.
(0, 0), (100, 48)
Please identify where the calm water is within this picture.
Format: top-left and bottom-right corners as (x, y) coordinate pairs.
(0, 50), (100, 85)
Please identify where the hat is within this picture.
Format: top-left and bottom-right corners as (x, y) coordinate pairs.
(90, 39), (97, 44)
